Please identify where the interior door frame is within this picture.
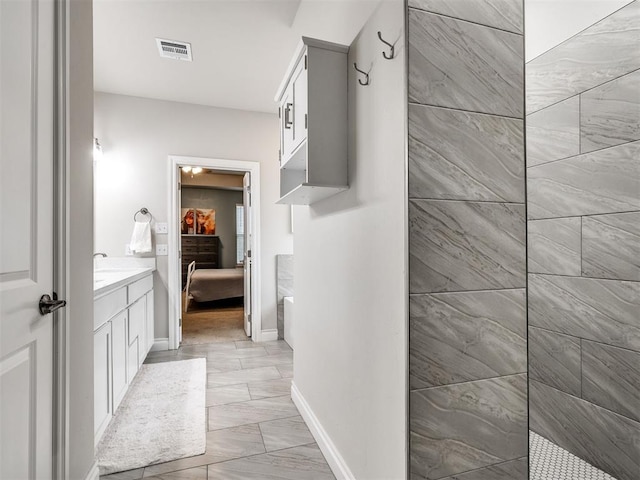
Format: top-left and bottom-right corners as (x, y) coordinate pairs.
(53, 0), (69, 476)
(167, 155), (262, 349)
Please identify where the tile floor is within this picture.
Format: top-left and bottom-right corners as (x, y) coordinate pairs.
(530, 431), (616, 480)
(101, 339), (335, 480)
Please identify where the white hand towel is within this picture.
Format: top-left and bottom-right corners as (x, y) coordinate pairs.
(130, 221), (152, 253)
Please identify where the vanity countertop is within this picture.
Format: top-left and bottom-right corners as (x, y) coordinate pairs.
(93, 257), (156, 297)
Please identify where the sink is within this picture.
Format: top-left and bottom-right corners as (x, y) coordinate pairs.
(94, 267), (152, 292)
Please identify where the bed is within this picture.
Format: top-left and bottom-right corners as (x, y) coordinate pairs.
(184, 261), (244, 312)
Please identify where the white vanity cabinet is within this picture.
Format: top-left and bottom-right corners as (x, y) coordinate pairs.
(93, 321), (112, 440)
(111, 311), (128, 411)
(93, 270), (154, 445)
(275, 37), (349, 205)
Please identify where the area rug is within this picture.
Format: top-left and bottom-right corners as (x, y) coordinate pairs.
(96, 358), (206, 475)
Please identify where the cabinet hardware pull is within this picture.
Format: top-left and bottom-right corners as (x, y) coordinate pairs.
(284, 103), (293, 129)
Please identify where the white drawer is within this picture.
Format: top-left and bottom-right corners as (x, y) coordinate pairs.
(94, 287), (127, 330)
(128, 274), (153, 302)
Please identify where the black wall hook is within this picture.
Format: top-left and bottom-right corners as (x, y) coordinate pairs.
(377, 31), (395, 60)
(353, 63), (370, 86)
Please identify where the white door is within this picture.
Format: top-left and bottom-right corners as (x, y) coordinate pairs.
(0, 0), (58, 477)
(243, 173), (252, 337)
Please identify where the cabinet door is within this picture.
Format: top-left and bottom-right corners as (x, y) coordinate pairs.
(146, 290), (155, 357)
(292, 56), (308, 152)
(281, 86), (295, 160)
(127, 337), (139, 382)
(94, 322), (111, 444)
(128, 298), (146, 368)
(111, 311), (128, 411)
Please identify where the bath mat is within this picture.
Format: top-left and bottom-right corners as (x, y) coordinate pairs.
(96, 358), (206, 475)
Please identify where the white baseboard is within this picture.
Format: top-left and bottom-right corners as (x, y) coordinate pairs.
(151, 338), (169, 352)
(291, 382), (355, 480)
(259, 329), (278, 342)
(84, 461), (99, 480)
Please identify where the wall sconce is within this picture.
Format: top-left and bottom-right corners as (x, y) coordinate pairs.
(93, 138), (103, 161)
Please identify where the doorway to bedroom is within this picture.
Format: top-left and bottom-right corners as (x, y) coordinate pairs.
(180, 168), (247, 345)
(168, 156), (262, 350)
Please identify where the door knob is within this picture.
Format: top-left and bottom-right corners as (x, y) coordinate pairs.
(39, 293), (67, 315)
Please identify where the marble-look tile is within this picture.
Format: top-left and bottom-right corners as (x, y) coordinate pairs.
(206, 384), (251, 407)
(528, 274), (640, 352)
(526, 1), (640, 114)
(240, 352), (292, 369)
(248, 377), (292, 400)
(277, 303), (284, 340)
(527, 141), (640, 219)
(205, 358), (242, 374)
(207, 395), (299, 431)
(582, 212), (640, 281)
(409, 104), (524, 202)
(276, 254), (294, 302)
(581, 69), (640, 154)
(259, 416), (314, 452)
(526, 96), (580, 167)
(582, 340), (640, 423)
(264, 341), (293, 355)
(528, 326), (582, 397)
(410, 290), (526, 389)
(530, 380), (640, 480)
(434, 457), (528, 480)
(207, 366), (282, 388)
(409, 9), (523, 118)
(143, 350), (205, 365)
(142, 425), (265, 476)
(410, 374), (528, 479)
(407, 0), (523, 33)
(142, 466), (206, 480)
(207, 443), (335, 480)
(409, 200), (526, 293)
(206, 346), (269, 360)
(235, 340), (261, 349)
(527, 217), (582, 276)
(178, 342), (237, 356)
(101, 469), (144, 480)
(277, 364), (293, 379)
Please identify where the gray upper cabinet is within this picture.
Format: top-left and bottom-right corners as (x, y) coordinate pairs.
(275, 37), (349, 205)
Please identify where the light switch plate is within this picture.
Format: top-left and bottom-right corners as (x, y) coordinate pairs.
(156, 222), (168, 234)
(156, 244), (168, 256)
(125, 244), (133, 256)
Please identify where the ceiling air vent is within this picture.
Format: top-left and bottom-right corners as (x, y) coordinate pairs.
(156, 38), (192, 61)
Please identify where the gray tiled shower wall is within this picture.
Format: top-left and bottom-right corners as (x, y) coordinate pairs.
(526, 2), (640, 480)
(407, 1), (527, 479)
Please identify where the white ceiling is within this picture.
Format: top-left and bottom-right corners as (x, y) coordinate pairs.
(93, 0), (379, 114)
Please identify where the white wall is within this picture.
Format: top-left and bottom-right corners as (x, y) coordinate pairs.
(94, 93), (292, 337)
(525, 0), (634, 61)
(292, 1), (407, 478)
(67, 0), (96, 478)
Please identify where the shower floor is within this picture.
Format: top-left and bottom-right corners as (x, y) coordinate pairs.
(529, 431), (616, 480)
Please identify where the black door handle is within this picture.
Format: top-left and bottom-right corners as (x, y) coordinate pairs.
(39, 293), (67, 315)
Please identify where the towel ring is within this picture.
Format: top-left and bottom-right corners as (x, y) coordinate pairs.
(134, 207), (152, 222)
